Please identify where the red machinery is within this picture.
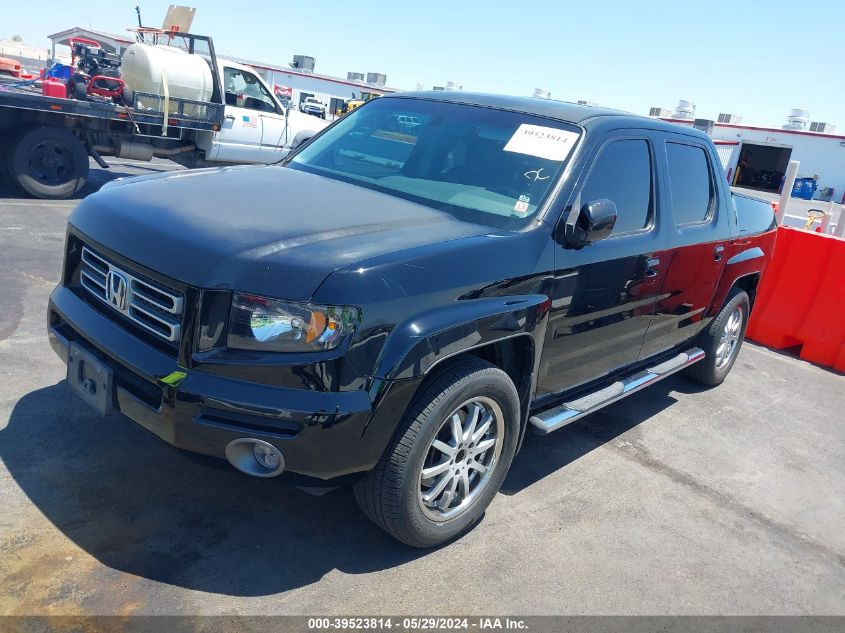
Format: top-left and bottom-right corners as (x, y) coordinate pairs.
(66, 37), (125, 102)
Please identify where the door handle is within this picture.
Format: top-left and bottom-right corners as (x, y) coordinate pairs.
(645, 257), (660, 278)
(714, 245), (725, 261)
(225, 114), (235, 121)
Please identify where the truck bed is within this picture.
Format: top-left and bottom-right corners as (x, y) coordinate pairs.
(0, 84), (223, 133)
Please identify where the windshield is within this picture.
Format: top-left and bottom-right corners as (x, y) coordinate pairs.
(288, 98), (581, 228)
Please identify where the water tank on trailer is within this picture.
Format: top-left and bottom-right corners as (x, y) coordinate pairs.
(121, 43), (214, 102)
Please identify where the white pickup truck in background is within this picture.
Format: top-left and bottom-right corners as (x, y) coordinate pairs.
(0, 32), (329, 199)
(299, 97), (327, 119)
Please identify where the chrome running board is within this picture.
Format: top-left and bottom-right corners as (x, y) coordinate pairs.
(529, 348), (705, 435)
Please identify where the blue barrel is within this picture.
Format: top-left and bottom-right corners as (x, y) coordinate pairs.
(791, 178), (817, 200)
(47, 64), (72, 80)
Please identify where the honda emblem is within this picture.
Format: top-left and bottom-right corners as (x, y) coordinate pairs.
(106, 270), (128, 311)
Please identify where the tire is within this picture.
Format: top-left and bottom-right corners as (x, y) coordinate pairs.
(684, 287), (750, 386)
(354, 357), (520, 548)
(66, 75), (89, 100)
(0, 138), (10, 183)
(1, 128), (23, 188)
(9, 126), (89, 199)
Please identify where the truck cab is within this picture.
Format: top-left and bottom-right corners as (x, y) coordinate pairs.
(202, 59), (304, 163)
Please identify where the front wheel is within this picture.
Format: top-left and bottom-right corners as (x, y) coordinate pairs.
(684, 287), (750, 386)
(354, 357), (520, 547)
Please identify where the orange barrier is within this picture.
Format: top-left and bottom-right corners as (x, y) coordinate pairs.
(746, 226), (845, 372)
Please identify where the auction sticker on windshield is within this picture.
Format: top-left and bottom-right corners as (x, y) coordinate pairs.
(503, 124), (580, 161)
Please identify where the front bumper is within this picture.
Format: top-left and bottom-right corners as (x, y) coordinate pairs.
(48, 285), (378, 480)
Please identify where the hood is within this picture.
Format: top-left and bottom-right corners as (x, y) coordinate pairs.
(70, 165), (487, 301)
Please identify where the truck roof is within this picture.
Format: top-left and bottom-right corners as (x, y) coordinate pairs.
(217, 58), (260, 73)
(386, 91), (627, 122)
(386, 91), (712, 140)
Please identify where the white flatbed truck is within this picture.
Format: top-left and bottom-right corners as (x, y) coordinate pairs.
(0, 32), (327, 199)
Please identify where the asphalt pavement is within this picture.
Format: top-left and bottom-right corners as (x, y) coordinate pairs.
(1, 161), (843, 615)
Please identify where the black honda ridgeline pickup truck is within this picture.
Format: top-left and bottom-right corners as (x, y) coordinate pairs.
(49, 93), (777, 546)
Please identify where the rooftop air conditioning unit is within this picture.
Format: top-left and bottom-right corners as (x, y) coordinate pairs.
(347, 72), (364, 82)
(673, 100), (695, 120)
(649, 107), (671, 118)
(810, 121), (835, 134)
(783, 108), (809, 130)
(693, 119), (715, 135)
(366, 72), (387, 86)
(291, 55), (315, 72)
(533, 88), (551, 99)
(718, 113), (742, 124)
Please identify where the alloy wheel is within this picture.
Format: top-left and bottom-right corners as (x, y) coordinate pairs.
(418, 396), (504, 522)
(716, 307), (743, 369)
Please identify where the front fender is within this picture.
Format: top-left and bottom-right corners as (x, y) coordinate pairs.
(373, 294), (550, 381)
(348, 295), (549, 473)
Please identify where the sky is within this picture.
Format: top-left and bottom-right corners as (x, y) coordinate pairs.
(5, 0), (842, 128)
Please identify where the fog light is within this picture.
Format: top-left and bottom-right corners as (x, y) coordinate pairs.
(225, 438), (285, 477)
(253, 443), (281, 470)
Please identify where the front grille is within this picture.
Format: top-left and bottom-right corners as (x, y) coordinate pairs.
(79, 246), (184, 343)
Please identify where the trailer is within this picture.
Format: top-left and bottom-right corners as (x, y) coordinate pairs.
(0, 32), (327, 199)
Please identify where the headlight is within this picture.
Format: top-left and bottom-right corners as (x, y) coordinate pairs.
(228, 293), (360, 353)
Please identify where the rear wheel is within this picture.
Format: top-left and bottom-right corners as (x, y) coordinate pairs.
(9, 126), (89, 199)
(354, 357), (520, 547)
(684, 287), (750, 386)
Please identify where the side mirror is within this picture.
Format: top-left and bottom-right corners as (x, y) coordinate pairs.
(565, 198), (618, 249)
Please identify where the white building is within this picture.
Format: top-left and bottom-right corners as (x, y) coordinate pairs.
(653, 102), (845, 202)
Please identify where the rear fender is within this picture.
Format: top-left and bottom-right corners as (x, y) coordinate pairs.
(708, 230), (776, 316)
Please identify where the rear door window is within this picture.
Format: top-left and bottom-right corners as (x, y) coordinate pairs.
(580, 139), (653, 235)
(666, 142), (717, 225)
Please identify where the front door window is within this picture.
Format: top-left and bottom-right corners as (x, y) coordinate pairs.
(223, 68), (277, 113)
